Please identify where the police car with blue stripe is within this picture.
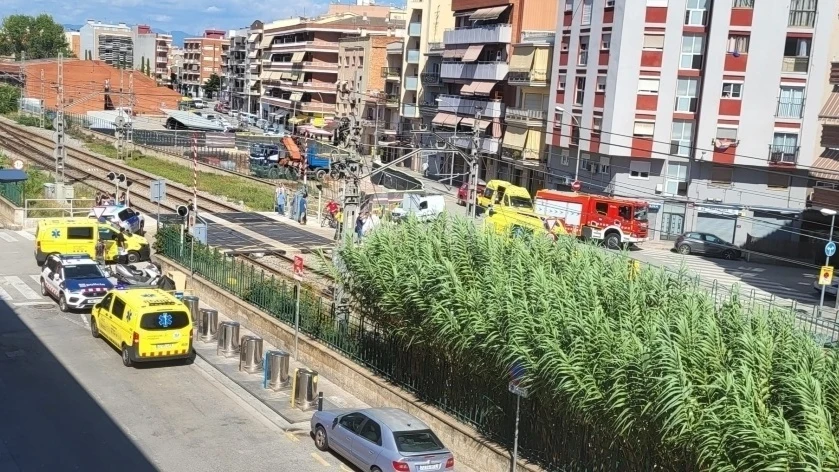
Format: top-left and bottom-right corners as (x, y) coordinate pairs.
(88, 205), (146, 234)
(40, 254), (114, 312)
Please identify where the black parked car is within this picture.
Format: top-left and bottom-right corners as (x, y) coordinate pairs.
(674, 232), (742, 260)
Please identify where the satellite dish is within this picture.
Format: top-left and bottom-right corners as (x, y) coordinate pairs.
(435, 140), (447, 150)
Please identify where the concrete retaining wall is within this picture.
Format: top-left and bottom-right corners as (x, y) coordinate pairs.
(0, 195), (24, 229)
(156, 255), (541, 472)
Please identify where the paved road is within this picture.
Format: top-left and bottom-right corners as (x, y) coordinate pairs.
(0, 229), (359, 472)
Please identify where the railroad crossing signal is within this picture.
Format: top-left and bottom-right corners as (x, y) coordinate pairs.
(293, 255), (304, 281)
(819, 266), (834, 286)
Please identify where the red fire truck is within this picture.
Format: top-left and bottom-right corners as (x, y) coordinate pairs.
(533, 190), (649, 248)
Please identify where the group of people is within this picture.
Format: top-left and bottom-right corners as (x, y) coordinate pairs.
(94, 191), (127, 207)
(275, 185), (309, 225)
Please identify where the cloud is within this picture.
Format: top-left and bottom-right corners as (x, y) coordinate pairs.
(150, 14), (172, 23)
(204, 6), (222, 13)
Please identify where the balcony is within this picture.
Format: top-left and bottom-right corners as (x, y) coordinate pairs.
(776, 97), (805, 119)
(506, 108), (546, 127)
(409, 22), (422, 37)
(768, 144), (799, 165)
(299, 102), (336, 114)
(419, 101), (438, 115)
(294, 62), (339, 72)
(387, 41), (404, 55)
(402, 103), (418, 117)
(507, 69), (549, 87)
(436, 94), (505, 118)
(405, 76), (418, 91)
(789, 9), (816, 27)
(156, 46), (168, 53)
(279, 81), (338, 94)
(384, 94), (400, 107)
(381, 67), (401, 80)
(453, 136), (501, 154)
(443, 24), (512, 45)
(441, 61), (509, 81)
(782, 56), (809, 73)
(267, 40), (338, 52)
(421, 73), (440, 85)
(427, 42), (445, 55)
(407, 49), (420, 64)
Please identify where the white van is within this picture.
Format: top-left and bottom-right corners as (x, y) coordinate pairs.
(192, 99), (206, 109)
(391, 194), (446, 222)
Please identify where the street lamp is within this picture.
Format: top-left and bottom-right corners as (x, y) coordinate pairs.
(555, 106), (582, 185)
(819, 207), (837, 310)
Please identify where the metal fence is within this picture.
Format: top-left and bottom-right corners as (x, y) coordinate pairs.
(0, 182), (23, 206)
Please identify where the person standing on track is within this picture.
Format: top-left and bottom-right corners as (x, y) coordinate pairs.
(276, 187), (287, 216)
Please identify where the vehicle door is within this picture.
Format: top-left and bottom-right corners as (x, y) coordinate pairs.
(43, 257), (61, 298)
(94, 293), (116, 343)
(684, 233), (706, 254)
(66, 225), (95, 256)
(354, 418), (385, 469)
(330, 413), (367, 466)
(416, 200), (430, 220)
(117, 208), (139, 233)
(703, 234), (725, 256)
(107, 296), (130, 345)
(98, 226), (118, 261)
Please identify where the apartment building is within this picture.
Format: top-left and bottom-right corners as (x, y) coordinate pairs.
(337, 35), (404, 156)
(810, 25), (839, 212)
(169, 47), (184, 87)
(259, 9), (402, 130)
(131, 25), (172, 84)
(547, 0), (836, 246)
(181, 30), (227, 98)
(64, 31), (81, 59)
(80, 20), (134, 67)
(424, 0), (556, 185)
(223, 21), (264, 114)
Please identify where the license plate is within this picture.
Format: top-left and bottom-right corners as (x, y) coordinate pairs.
(418, 465), (440, 471)
(156, 343), (175, 349)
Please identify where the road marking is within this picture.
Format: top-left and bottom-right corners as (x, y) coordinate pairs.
(310, 453), (331, 467)
(29, 275), (40, 283)
(15, 231), (35, 240)
(339, 464), (353, 472)
(79, 313), (90, 328)
(0, 286), (10, 301)
(13, 301), (49, 307)
(285, 431), (300, 442)
(0, 232), (16, 242)
(4, 276), (39, 300)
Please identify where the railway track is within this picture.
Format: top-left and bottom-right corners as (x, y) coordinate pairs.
(0, 119), (337, 289)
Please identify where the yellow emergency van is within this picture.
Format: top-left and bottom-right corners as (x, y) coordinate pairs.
(35, 218), (150, 266)
(477, 180), (533, 211)
(90, 287), (195, 367)
(485, 206), (567, 241)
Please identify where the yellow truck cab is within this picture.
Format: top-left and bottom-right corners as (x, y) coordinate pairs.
(90, 288), (195, 367)
(35, 218), (150, 266)
(477, 180), (533, 211)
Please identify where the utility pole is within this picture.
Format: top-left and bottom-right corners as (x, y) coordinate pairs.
(54, 53), (66, 186)
(39, 68), (45, 128)
(465, 107), (483, 219)
(245, 35), (252, 116)
(18, 52), (25, 114)
(127, 71), (135, 159)
(116, 55), (126, 160)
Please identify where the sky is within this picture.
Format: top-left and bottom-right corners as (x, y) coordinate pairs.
(2, 0), (333, 34)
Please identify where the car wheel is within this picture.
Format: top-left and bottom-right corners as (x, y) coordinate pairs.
(127, 251), (141, 264)
(184, 349), (196, 365)
(371, 468), (382, 472)
(90, 317), (100, 338)
(678, 244), (692, 255)
(722, 250), (736, 260)
(40, 278), (48, 296)
(122, 345), (133, 367)
(315, 169), (327, 181)
(58, 294), (69, 313)
(314, 426), (329, 451)
(604, 233), (621, 250)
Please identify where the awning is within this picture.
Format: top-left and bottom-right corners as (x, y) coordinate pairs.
(462, 44), (485, 63)
(290, 72), (302, 82)
(289, 92), (304, 102)
(469, 5), (510, 21)
(291, 51), (306, 63)
(822, 125), (839, 149)
(0, 169), (27, 183)
(460, 82), (477, 95)
(473, 81), (496, 96)
(502, 125), (529, 149)
(459, 118), (491, 129)
(442, 47), (467, 59)
(248, 80), (258, 88)
(820, 92), (839, 120)
(299, 125), (333, 137)
(509, 45), (535, 70)
(248, 33), (260, 42)
(432, 112), (460, 127)
(812, 151), (839, 180)
(524, 129), (543, 159)
(260, 36), (273, 49)
(248, 51), (258, 59)
(460, 117), (475, 127)
(288, 116), (307, 124)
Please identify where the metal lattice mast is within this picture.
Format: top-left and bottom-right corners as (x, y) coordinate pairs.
(18, 52), (25, 114)
(192, 133), (199, 224)
(465, 107), (483, 219)
(39, 68), (45, 128)
(117, 62), (125, 160)
(54, 53), (66, 184)
(126, 71), (134, 159)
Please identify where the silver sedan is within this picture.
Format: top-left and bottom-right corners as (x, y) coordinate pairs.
(311, 407), (455, 472)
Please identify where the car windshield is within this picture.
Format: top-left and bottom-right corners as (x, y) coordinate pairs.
(393, 430), (445, 453)
(634, 207), (648, 222)
(64, 264), (106, 279)
(508, 196), (533, 209)
(140, 311), (191, 330)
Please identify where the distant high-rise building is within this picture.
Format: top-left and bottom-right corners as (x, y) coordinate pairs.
(64, 31), (81, 59)
(79, 20), (133, 67)
(131, 25), (172, 84)
(181, 30), (227, 98)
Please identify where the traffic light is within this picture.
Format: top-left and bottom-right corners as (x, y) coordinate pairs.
(117, 173), (126, 184)
(820, 266), (834, 286)
(176, 205), (189, 218)
(106, 172), (116, 181)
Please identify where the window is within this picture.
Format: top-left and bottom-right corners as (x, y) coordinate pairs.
(733, 0), (754, 7)
(339, 413), (367, 434)
(596, 202), (609, 214)
(560, 149), (570, 166)
(575, 77), (586, 105)
(618, 206), (632, 220)
(721, 82), (742, 99)
(670, 120), (694, 157)
(680, 35), (704, 69)
(67, 226), (94, 240)
(711, 165), (734, 185)
(665, 162), (688, 196)
(675, 78), (699, 112)
(771, 133), (799, 163)
(558, 74), (566, 90)
(716, 127), (738, 141)
(140, 311), (191, 330)
(581, 153), (593, 172)
(598, 156), (611, 175)
(685, 0), (709, 25)
(578, 37), (589, 66)
(565, 0), (573, 11)
(643, 34), (665, 50)
(582, 0), (593, 25)
(571, 122), (581, 145)
(633, 121), (655, 137)
(359, 419), (382, 446)
(777, 86), (805, 118)
(784, 37), (811, 58)
(596, 75), (606, 92)
(789, 0), (817, 27)
(727, 35), (750, 55)
(561, 36), (569, 51)
(111, 297), (126, 320)
(393, 431), (445, 454)
(601, 33), (611, 50)
(629, 160), (651, 179)
(638, 78), (660, 94)
(768, 172), (790, 188)
(592, 116), (602, 140)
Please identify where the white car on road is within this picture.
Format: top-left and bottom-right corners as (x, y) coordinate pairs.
(40, 254), (114, 312)
(89, 205), (145, 234)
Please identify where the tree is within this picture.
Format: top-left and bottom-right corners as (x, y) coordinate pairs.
(0, 84), (20, 114)
(140, 55), (145, 74)
(0, 14), (69, 60)
(146, 58), (152, 76)
(203, 73), (221, 99)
